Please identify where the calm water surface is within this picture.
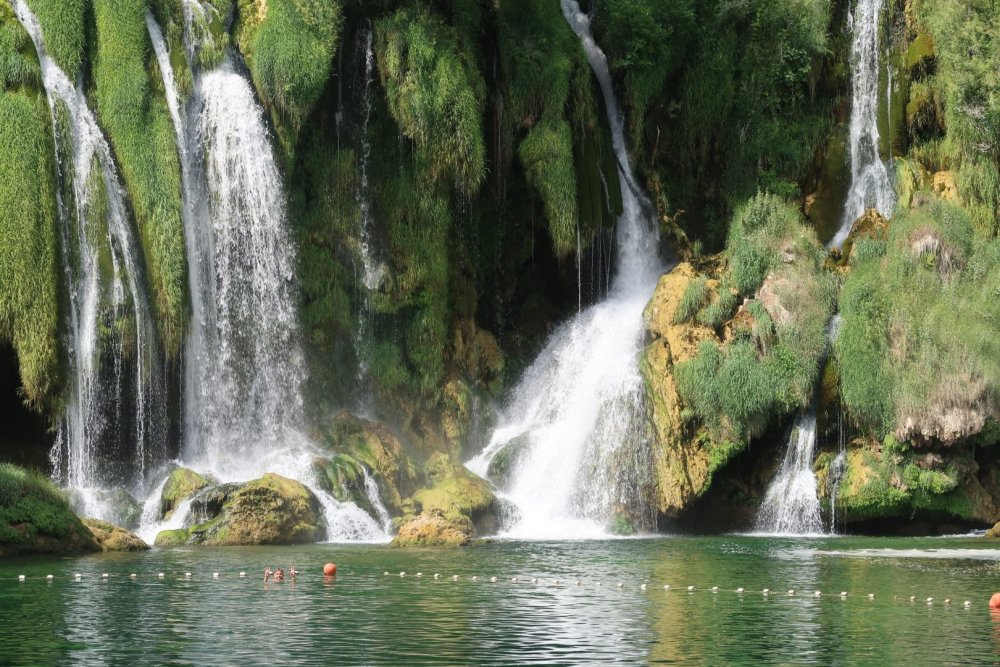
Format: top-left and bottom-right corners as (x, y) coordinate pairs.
(1, 536), (999, 665)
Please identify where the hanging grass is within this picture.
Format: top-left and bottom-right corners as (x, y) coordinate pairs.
(23, 0), (86, 75)
(90, 0), (187, 357)
(0, 92), (61, 410)
(236, 0), (342, 162)
(0, 7), (40, 91)
(376, 5), (485, 196)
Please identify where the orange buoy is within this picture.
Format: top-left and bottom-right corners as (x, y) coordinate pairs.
(989, 593), (1000, 609)
(323, 563), (337, 576)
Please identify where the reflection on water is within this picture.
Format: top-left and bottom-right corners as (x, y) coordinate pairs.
(0, 537), (997, 665)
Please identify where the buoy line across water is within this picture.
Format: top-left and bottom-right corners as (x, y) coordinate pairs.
(3, 571), (991, 609)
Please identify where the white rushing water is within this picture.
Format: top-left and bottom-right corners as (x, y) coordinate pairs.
(831, 0), (895, 248)
(755, 415), (825, 536)
(14, 0), (166, 522)
(138, 3), (388, 543)
(466, 0), (661, 539)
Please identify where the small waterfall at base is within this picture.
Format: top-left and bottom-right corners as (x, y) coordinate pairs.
(755, 415), (824, 535)
(138, 3), (388, 543)
(13, 0), (167, 523)
(466, 0), (661, 539)
(830, 0), (895, 248)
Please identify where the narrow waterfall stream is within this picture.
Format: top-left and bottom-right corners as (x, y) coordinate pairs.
(831, 0), (895, 248)
(137, 2), (387, 543)
(756, 0), (893, 535)
(466, 0), (662, 539)
(13, 0), (167, 524)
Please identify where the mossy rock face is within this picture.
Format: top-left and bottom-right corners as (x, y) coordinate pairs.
(154, 528), (190, 547)
(160, 468), (210, 520)
(640, 263), (722, 517)
(317, 411), (420, 514)
(313, 453), (378, 519)
(409, 453), (499, 534)
(82, 518), (149, 552)
(485, 435), (529, 489)
(0, 464), (99, 557)
(391, 510), (471, 547)
(186, 474), (322, 546)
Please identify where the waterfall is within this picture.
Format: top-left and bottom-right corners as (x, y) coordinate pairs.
(755, 415), (825, 535)
(139, 3), (388, 542)
(361, 466), (393, 533)
(353, 23), (384, 394)
(466, 0), (661, 539)
(831, 0), (895, 248)
(13, 0), (166, 521)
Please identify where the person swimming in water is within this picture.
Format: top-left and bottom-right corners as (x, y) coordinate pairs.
(274, 568), (284, 582)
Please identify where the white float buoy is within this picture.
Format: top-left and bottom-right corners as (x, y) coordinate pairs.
(909, 596), (916, 603)
(130, 574), (137, 579)
(158, 573), (165, 579)
(384, 571), (390, 576)
(868, 593), (874, 600)
(416, 572), (423, 577)
(926, 597), (933, 605)
(736, 587), (744, 594)
(185, 573), (192, 579)
(814, 591), (821, 598)
(531, 578), (538, 584)
(617, 583), (624, 589)
(490, 576), (497, 583)
(239, 572), (246, 578)
(511, 577), (517, 583)
(664, 584), (671, 591)
(762, 589), (770, 596)
(102, 573), (109, 579)
(452, 575), (459, 581)
(46, 575), (54, 581)
(944, 599), (951, 605)
(964, 600), (972, 608)
(712, 586), (719, 593)
(471, 576), (478, 582)
(399, 572), (405, 578)
(595, 581), (601, 587)
(74, 573), (81, 581)
(17, 575), (25, 582)
(553, 579), (559, 586)
(687, 585), (695, 592)
(640, 584), (647, 591)
(213, 573), (220, 579)
(840, 592), (848, 598)
(787, 590), (795, 596)
(574, 580), (581, 586)
(434, 574), (440, 580)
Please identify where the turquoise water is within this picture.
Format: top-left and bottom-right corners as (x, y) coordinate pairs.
(1, 536), (999, 665)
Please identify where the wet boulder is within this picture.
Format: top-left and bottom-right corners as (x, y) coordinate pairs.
(83, 519), (149, 552)
(160, 468), (211, 520)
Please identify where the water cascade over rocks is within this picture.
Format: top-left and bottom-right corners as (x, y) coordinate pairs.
(136, 2), (387, 543)
(466, 0), (662, 539)
(832, 0), (895, 248)
(13, 0), (168, 523)
(755, 415), (824, 535)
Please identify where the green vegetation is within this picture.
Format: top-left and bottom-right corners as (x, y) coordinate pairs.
(90, 0), (187, 356)
(836, 201), (1000, 442)
(376, 6), (485, 196)
(0, 463), (97, 555)
(236, 0), (342, 162)
(676, 193), (835, 443)
(0, 14), (61, 409)
(673, 277), (710, 325)
(23, 0), (86, 75)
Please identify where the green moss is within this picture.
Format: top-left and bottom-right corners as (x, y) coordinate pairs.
(0, 9), (40, 92)
(153, 528), (189, 547)
(376, 6), (485, 195)
(0, 91), (61, 408)
(160, 468), (210, 519)
(236, 0), (342, 162)
(0, 463), (97, 555)
(24, 0), (86, 75)
(518, 119), (578, 257)
(91, 0), (187, 356)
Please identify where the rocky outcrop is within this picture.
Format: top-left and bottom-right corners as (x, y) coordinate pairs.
(82, 519), (149, 552)
(160, 468), (210, 520)
(392, 511), (472, 547)
(0, 464), (99, 557)
(641, 263), (724, 516)
(156, 473), (323, 547)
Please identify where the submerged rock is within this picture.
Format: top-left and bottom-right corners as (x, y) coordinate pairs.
(83, 519), (149, 552)
(160, 468), (211, 520)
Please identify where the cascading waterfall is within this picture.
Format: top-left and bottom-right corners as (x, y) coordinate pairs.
(831, 0), (895, 248)
(13, 0), (166, 523)
(755, 415), (824, 535)
(139, 2), (387, 542)
(466, 0), (661, 539)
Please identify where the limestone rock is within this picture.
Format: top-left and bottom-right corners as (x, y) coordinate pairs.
(185, 474), (323, 546)
(160, 468), (210, 520)
(391, 511), (471, 547)
(154, 529), (190, 547)
(411, 452), (499, 534)
(83, 519), (149, 552)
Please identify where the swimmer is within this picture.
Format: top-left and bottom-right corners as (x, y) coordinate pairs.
(274, 568), (285, 582)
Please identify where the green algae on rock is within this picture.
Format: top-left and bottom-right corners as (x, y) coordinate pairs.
(0, 464), (98, 557)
